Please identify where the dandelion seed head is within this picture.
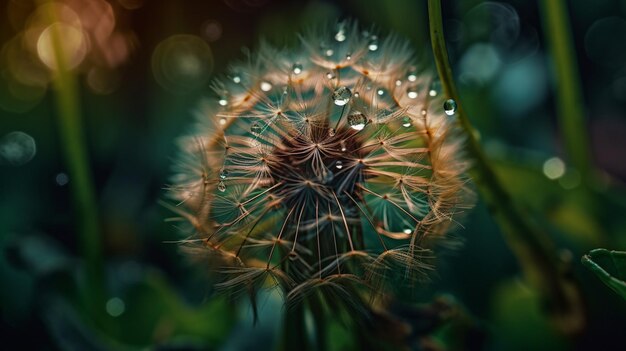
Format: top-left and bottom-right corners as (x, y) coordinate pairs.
(168, 20), (472, 310)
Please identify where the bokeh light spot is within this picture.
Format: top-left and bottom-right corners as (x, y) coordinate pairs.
(543, 157), (566, 180)
(37, 22), (88, 70)
(0, 131), (37, 166)
(151, 35), (213, 94)
(105, 297), (125, 317)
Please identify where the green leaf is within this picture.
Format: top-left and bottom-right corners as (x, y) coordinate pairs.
(582, 249), (626, 300)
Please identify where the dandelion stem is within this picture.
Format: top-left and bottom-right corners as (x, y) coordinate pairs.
(428, 0), (584, 333)
(46, 5), (104, 315)
(540, 0), (592, 182)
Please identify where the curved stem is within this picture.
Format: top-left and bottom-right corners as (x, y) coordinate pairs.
(540, 0), (592, 182)
(46, 4), (104, 316)
(428, 0), (584, 334)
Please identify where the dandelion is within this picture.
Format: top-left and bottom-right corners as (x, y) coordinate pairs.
(167, 21), (472, 318)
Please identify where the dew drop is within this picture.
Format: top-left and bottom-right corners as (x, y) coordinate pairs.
(377, 88), (385, 96)
(346, 53), (352, 60)
(407, 70), (417, 82)
(288, 251), (298, 260)
(403, 228), (412, 234)
(232, 75), (241, 84)
(325, 49), (334, 57)
(219, 117), (227, 125)
(368, 35), (379, 51)
(421, 109), (427, 116)
(395, 79), (402, 87)
(443, 99), (457, 115)
(292, 63), (303, 75)
(340, 140), (347, 152)
(332, 86), (352, 106)
(260, 81), (272, 91)
(407, 87), (418, 99)
(219, 168), (228, 180)
(328, 128), (336, 137)
(429, 89), (437, 97)
(217, 181), (226, 192)
(218, 96), (228, 106)
(348, 111), (367, 130)
(402, 116), (412, 128)
(335, 160), (343, 169)
(326, 72), (336, 80)
(335, 27), (347, 42)
(353, 92), (360, 98)
(251, 121), (262, 135)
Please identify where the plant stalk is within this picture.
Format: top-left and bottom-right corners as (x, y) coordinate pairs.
(428, 0), (584, 334)
(540, 0), (592, 182)
(46, 7), (104, 315)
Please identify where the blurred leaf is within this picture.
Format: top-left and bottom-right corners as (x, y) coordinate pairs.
(101, 271), (234, 348)
(582, 249), (626, 300)
(492, 157), (604, 247)
(490, 279), (568, 351)
(5, 234), (72, 276)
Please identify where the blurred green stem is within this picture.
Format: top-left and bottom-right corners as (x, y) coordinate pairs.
(46, 7), (104, 314)
(428, 0), (584, 334)
(281, 303), (308, 351)
(540, 0), (592, 182)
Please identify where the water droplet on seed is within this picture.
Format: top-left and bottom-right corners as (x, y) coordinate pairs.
(429, 89), (437, 97)
(251, 121), (262, 135)
(219, 168), (228, 180)
(421, 109), (427, 116)
(219, 117), (227, 125)
(377, 88), (385, 96)
(335, 28), (346, 42)
(402, 116), (412, 127)
(403, 228), (412, 234)
(407, 70), (417, 82)
(340, 140), (347, 152)
(326, 72), (336, 79)
(443, 99), (457, 115)
(346, 53), (352, 60)
(368, 35), (379, 51)
(348, 111), (367, 130)
(292, 63), (303, 75)
(332, 86), (352, 106)
(335, 160), (343, 169)
(325, 49), (334, 57)
(407, 87), (418, 99)
(260, 81), (272, 91)
(395, 79), (402, 86)
(218, 96), (228, 106)
(217, 181), (226, 192)
(232, 75), (241, 83)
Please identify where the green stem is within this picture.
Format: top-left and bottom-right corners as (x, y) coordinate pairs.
(47, 9), (104, 315)
(428, 0), (584, 334)
(540, 0), (592, 182)
(281, 303), (308, 351)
